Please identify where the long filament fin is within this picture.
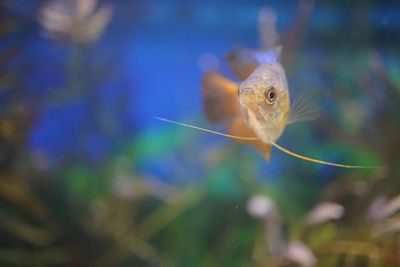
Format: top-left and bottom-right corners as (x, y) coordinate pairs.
(155, 117), (378, 169)
(155, 117), (257, 141)
(270, 141), (376, 169)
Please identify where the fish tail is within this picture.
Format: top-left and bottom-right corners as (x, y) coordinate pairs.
(202, 71), (241, 122)
(270, 141), (379, 169)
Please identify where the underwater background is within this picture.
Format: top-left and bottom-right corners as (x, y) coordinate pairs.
(1, 0), (400, 266)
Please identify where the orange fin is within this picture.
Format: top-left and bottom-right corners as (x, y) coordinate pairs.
(229, 116), (271, 161)
(225, 50), (259, 80)
(202, 71), (240, 122)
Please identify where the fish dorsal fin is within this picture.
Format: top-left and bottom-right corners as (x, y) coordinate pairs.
(225, 47), (281, 81)
(225, 50), (260, 80)
(225, 8), (282, 80)
(288, 94), (319, 124)
(259, 7), (280, 50)
(253, 47), (282, 64)
(202, 71), (240, 122)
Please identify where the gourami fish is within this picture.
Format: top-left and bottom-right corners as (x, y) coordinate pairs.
(156, 9), (377, 169)
(157, 58), (373, 168)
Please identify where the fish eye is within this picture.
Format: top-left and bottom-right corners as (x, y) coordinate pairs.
(264, 86), (277, 104)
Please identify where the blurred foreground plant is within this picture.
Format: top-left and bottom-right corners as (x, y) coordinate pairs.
(39, 0), (112, 45)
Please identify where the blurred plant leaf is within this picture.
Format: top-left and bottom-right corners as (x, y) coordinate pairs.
(0, 177), (48, 220)
(0, 247), (70, 266)
(286, 240), (316, 267)
(305, 202), (344, 226)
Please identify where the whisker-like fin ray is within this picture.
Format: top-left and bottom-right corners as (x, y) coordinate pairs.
(155, 117), (257, 141)
(155, 117), (379, 169)
(270, 141), (378, 169)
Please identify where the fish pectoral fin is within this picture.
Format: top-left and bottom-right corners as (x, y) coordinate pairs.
(202, 71), (240, 122)
(228, 116), (256, 144)
(287, 94), (319, 124)
(229, 116), (271, 159)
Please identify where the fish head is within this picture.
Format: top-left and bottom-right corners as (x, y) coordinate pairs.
(238, 63), (290, 143)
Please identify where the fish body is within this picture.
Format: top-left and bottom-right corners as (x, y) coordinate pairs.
(238, 62), (290, 144)
(202, 49), (288, 160)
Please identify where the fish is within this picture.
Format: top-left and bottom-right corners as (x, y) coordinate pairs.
(156, 8), (378, 169)
(157, 62), (376, 168)
(201, 7), (316, 162)
(232, 52), (319, 161)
